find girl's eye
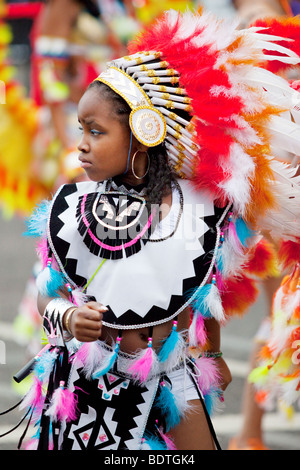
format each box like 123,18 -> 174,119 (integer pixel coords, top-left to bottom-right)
90,129 -> 102,136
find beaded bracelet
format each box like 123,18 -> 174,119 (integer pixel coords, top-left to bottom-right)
198,351 -> 223,359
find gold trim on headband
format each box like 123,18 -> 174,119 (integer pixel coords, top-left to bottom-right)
95,67 -> 166,147
95,66 -> 152,109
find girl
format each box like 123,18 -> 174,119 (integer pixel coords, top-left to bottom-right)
4,9 -> 300,451
35,75 -> 231,450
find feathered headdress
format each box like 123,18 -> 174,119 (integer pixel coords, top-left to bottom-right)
95,9 -> 300,241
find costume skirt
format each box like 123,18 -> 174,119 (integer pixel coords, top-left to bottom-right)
23,341 -> 220,450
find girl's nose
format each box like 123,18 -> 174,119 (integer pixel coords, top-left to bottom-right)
77,135 -> 89,153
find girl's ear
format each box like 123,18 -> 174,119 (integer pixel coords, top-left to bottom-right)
135,142 -> 149,153
130,134 -> 149,156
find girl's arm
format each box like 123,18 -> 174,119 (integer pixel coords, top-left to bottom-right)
37,291 -> 106,343
204,318 -> 232,391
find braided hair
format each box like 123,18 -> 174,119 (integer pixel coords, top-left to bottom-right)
87,80 -> 176,207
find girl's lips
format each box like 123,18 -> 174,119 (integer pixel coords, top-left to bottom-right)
79,157 -> 92,168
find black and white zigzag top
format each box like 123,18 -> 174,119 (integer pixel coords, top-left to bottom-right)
47,179 -> 229,330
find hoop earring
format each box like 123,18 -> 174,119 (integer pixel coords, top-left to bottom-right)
131,150 -> 150,180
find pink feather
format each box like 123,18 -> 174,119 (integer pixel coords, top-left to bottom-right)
36,237 -> 49,269
20,376 -> 43,411
24,439 -> 39,450
76,342 -> 105,379
128,346 -> 159,383
160,432 -> 177,450
71,288 -> 90,306
45,382 -> 77,422
195,356 -> 222,394
189,314 -> 207,348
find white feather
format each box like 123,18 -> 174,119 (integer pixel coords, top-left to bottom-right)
242,66 -> 296,98
266,115 -> 300,157
245,29 -> 294,44
218,143 -> 255,214
76,341 -> 107,380
217,238 -> 250,279
256,158 -> 300,240
203,283 -> 226,323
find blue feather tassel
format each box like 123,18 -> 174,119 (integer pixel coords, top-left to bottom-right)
155,381 -> 181,432
158,328 -> 179,362
235,217 -> 255,247
142,433 -> 168,450
92,337 -> 121,379
34,349 -> 58,382
190,284 -> 214,319
203,387 -> 221,416
158,320 -> 185,369
36,260 -> 65,298
23,200 -> 51,238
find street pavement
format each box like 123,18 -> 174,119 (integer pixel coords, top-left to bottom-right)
0,215 -> 299,451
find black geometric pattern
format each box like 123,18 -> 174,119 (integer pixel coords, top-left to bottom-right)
48,183 -> 229,328
61,367 -> 158,450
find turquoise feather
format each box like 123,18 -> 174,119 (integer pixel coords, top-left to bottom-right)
23,200 -> 51,238
155,381 -> 181,432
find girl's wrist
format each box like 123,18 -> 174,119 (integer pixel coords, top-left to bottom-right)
197,351 -> 223,359
63,306 -> 77,336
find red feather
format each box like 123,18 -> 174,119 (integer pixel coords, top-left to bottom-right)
244,238 -> 279,279
251,17 -> 300,73
278,238 -> 300,270
220,274 -> 259,317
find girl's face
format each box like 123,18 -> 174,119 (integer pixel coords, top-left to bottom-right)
77,87 -> 133,182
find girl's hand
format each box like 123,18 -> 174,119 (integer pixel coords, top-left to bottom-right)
64,301 -> 107,342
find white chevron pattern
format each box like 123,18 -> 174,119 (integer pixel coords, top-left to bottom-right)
99,68 -> 148,107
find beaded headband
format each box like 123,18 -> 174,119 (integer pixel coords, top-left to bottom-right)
95,51 -> 196,178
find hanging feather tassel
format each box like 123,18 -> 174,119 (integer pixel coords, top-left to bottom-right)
76,341 -> 106,380
203,387 -> 222,416
34,347 -> 59,383
48,420 -> 54,450
226,213 -> 256,258
45,381 -> 78,423
71,288 -> 91,307
25,438 -> 39,450
36,258 -> 65,298
92,336 -> 121,379
234,217 -> 255,248
190,277 -> 225,323
141,433 -> 168,450
36,236 -> 49,269
188,312 -> 207,348
158,320 -> 186,371
194,356 -> 222,395
160,431 -> 177,450
128,336 -> 159,384
227,213 -> 244,255
23,199 -> 51,238
200,276 -> 226,323
19,376 -> 44,413
154,380 -> 182,432
216,237 -> 250,279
